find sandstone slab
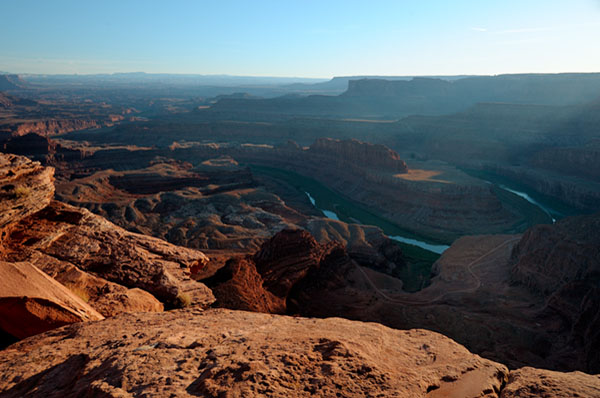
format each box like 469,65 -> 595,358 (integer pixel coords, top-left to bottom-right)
0,261 -> 103,339
0,308 -> 508,398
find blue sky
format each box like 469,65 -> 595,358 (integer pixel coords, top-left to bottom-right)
1,0 -> 599,77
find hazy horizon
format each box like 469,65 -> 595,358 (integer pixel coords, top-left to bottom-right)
2,0 -> 600,77
5,71 -> 600,80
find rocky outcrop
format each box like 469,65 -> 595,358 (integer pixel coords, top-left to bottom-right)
510,214 -> 600,295
309,137 -> 408,173
204,229 -> 349,314
1,133 -> 84,163
0,308 -> 512,398
253,229 -> 343,298
27,250 -> 164,317
204,257 -> 286,313
303,218 -> 409,281
3,201 -> 214,308
0,152 -> 213,342
0,261 -> 103,339
500,367 -> 600,398
0,153 -> 54,233
11,119 -> 102,137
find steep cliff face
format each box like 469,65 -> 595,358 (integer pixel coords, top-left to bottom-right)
343,77 -> 451,98
531,145 -> 600,181
309,137 -> 408,173
11,119 -> 103,137
510,213 -> 600,372
343,75 -> 600,106
1,133 -> 83,163
510,214 -> 600,294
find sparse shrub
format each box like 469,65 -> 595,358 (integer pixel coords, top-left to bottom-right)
13,185 -> 31,198
65,283 -> 90,303
176,292 -> 192,308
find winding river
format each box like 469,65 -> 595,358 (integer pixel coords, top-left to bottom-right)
497,185 -> 557,223
305,192 -> 449,254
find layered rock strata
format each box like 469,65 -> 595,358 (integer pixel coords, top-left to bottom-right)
0,153 -> 214,342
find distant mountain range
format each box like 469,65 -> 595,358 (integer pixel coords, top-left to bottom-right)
206,73 -> 600,119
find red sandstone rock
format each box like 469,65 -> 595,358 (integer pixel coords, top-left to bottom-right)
0,308 -> 511,398
0,153 -> 54,232
309,137 -> 408,173
206,257 -> 285,313
510,213 -> 600,373
0,261 -> 103,339
205,229 -> 349,313
4,201 -> 214,308
26,250 -> 164,317
0,152 -> 213,321
253,229 -> 342,298
500,367 -> 600,398
11,119 -> 103,137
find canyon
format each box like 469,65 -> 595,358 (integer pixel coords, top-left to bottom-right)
1,72 -> 599,396
1,151 -> 598,396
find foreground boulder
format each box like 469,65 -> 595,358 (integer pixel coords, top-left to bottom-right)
0,308 -> 509,397
0,261 -> 103,339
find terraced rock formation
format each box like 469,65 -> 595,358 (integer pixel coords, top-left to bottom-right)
0,153 -> 214,345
